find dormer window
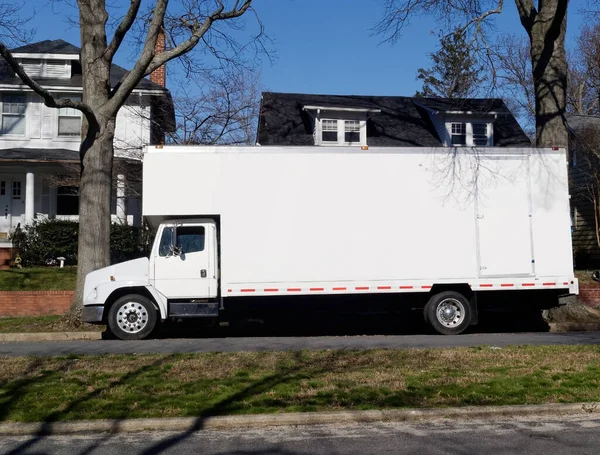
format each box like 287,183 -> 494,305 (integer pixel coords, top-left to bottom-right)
303,105 -> 380,147
318,118 -> 365,146
18,59 -> 69,79
447,121 -> 493,146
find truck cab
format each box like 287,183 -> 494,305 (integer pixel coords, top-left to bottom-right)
82,219 -> 219,339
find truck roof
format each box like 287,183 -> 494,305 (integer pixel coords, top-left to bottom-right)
144,145 -> 560,155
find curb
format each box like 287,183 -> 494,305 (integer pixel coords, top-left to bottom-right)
1,322 -> 600,343
0,403 -> 598,436
0,332 -> 102,342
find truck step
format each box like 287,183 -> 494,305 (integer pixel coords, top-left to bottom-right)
168,302 -> 219,318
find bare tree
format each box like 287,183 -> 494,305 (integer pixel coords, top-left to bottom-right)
0,0 -> 264,325
374,0 -> 571,148
494,35 -> 535,135
169,68 -> 260,145
571,21 -> 600,115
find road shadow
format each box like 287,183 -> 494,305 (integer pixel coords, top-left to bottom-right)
148,304 -> 551,340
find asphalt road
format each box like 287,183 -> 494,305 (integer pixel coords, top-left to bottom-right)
2,414 -> 600,454
1,331 -> 599,357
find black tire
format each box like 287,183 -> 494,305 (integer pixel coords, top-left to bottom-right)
425,291 -> 472,335
107,294 -> 158,340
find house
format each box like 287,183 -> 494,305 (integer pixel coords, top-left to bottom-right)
0,39 -> 174,244
567,114 -> 600,268
257,92 -> 531,147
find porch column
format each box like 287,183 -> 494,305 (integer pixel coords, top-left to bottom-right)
25,169 -> 35,224
116,174 -> 126,224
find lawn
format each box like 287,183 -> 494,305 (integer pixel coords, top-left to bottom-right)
0,267 -> 76,291
1,345 -> 600,422
0,315 -> 104,333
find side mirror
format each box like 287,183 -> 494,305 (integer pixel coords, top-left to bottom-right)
171,245 -> 182,256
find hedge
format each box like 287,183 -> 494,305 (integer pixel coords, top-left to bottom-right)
11,219 -> 149,267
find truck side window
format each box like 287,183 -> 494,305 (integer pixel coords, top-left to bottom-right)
176,226 -> 205,254
158,227 -> 173,257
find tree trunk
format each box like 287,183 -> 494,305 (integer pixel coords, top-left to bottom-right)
526,0 -> 569,148
63,0 -> 113,326
65,118 -> 116,326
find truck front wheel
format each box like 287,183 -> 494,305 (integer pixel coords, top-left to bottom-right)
108,294 -> 157,340
425,291 -> 472,335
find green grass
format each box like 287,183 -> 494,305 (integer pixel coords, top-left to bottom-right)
1,345 -> 600,422
0,315 -> 104,333
0,267 -> 76,291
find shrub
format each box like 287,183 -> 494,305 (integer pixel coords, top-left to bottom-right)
11,219 -> 148,267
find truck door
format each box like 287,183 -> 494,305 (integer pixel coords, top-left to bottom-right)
153,224 -> 215,299
476,156 -> 534,277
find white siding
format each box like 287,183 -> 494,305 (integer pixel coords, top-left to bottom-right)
41,103 -> 54,139
28,94 -> 42,139
0,91 -> 153,160
114,104 -> 151,159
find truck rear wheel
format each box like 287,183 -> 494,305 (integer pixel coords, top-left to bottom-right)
108,294 -> 157,340
425,291 -> 472,335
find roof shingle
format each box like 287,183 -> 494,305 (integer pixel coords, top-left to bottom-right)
258,92 -> 531,147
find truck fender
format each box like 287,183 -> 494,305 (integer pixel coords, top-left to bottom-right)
96,281 -> 168,320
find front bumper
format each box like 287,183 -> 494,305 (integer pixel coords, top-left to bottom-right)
82,305 -> 104,323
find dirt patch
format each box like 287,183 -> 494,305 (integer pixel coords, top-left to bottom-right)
545,298 -> 600,323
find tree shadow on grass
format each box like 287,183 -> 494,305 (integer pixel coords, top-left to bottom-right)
1,349 -> 413,455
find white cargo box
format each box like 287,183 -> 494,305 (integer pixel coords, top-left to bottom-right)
143,146 -> 577,296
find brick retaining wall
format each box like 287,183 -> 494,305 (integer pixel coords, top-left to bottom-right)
0,287 -> 599,318
0,291 -> 74,317
578,287 -> 600,308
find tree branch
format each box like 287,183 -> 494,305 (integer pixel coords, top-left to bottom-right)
457,0 -> 504,37
104,0 -> 142,62
514,0 -> 537,36
0,41 -> 96,121
105,0 -> 170,114
145,0 -> 253,75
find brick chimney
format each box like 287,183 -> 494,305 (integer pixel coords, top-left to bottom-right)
149,27 -> 166,87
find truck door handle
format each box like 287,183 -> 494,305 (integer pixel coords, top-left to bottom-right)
201,269 -> 207,278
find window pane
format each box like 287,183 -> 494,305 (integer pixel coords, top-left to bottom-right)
56,194 -> 79,215
158,227 -> 173,257
451,134 -> 466,145
59,117 -> 81,136
58,95 -> 82,117
345,120 -> 360,132
451,123 -> 465,134
473,123 -> 487,135
12,181 -> 21,199
177,226 -> 205,254
322,131 -> 337,142
345,132 -> 360,143
473,137 -> 488,146
2,115 -> 25,135
322,119 -> 337,131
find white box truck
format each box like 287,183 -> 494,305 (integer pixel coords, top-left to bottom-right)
83,145 -> 578,339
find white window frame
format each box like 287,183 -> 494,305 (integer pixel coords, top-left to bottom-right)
0,93 -> 27,137
57,94 -> 82,138
445,120 -> 493,147
316,116 -> 367,146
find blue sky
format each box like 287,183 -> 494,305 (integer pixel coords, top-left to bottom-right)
19,0 -> 586,97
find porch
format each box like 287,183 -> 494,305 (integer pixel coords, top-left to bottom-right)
0,148 -> 141,242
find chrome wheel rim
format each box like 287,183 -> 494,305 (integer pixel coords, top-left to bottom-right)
436,298 -> 465,328
115,301 -> 148,334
